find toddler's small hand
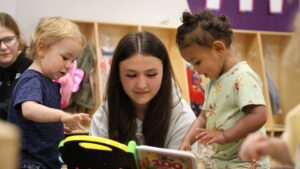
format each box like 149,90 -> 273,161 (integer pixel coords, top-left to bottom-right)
64,126 -> 72,134
196,128 -> 226,145
61,112 -> 90,131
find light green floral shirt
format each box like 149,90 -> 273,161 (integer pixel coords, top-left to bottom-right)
203,61 -> 269,169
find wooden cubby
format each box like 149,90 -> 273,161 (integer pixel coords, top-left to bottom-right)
72,20 -> 191,109
232,30 -> 293,133
232,30 -> 273,130
71,19 -> 293,133
140,25 -> 189,102
260,32 -> 293,136
260,32 -> 292,126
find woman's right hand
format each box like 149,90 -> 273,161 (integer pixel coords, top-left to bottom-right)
179,140 -> 192,151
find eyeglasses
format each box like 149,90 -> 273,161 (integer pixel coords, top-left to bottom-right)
0,36 -> 18,48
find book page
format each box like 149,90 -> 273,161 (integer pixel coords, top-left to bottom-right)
137,145 -> 197,169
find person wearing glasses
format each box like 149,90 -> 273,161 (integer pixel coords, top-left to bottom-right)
0,13 -> 32,120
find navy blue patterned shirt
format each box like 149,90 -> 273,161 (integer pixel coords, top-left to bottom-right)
8,69 -> 64,169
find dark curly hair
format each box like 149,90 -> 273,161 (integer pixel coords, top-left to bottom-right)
176,10 -> 233,49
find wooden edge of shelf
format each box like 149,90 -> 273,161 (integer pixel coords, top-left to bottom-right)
266,124 -> 285,133
233,29 -> 293,36
69,19 -> 294,36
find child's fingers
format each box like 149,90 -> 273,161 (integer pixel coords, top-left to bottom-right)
64,126 -> 72,133
74,122 -> 85,131
198,134 -> 213,144
206,137 -> 219,144
74,115 -> 83,121
74,114 -> 90,122
198,138 -> 210,144
195,130 -> 209,139
74,114 -> 91,122
82,115 -> 91,121
206,140 -> 214,145
199,133 -> 212,141
199,137 -> 212,144
77,113 -> 90,120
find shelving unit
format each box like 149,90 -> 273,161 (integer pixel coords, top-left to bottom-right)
231,30 -> 273,129
140,25 -> 189,102
232,30 -> 293,133
260,32 -> 292,126
71,19 -> 293,133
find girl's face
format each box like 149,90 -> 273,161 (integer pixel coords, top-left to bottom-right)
0,26 -> 19,68
119,53 -> 163,108
180,43 -> 225,80
38,38 -> 83,80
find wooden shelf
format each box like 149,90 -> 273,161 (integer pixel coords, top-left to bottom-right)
266,124 -> 285,137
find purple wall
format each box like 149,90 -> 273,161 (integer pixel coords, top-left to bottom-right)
187,0 -> 299,32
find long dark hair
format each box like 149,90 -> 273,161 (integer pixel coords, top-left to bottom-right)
176,10 -> 233,49
106,31 -> 175,147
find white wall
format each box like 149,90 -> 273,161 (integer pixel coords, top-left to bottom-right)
1,0 -> 190,43
0,0 -> 17,17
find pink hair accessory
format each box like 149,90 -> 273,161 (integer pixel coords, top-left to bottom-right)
54,61 -> 84,108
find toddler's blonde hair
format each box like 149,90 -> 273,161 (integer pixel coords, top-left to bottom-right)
27,17 -> 85,59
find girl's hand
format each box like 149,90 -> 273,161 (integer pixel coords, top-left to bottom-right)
196,128 -> 226,145
61,112 -> 90,131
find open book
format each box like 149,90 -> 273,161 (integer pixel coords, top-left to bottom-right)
58,135 -> 198,169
